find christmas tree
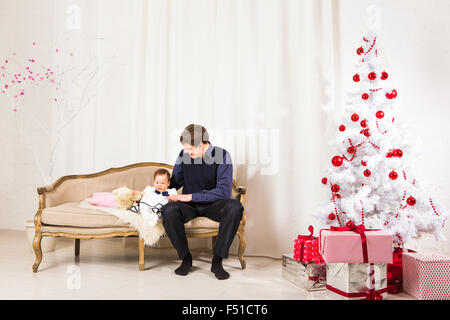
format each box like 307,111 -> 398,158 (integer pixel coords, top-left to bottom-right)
315,30 -> 448,245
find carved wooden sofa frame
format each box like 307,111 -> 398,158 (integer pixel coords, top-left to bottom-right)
32,162 -> 246,272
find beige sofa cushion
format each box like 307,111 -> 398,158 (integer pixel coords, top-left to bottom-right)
42,225 -> 137,235
41,201 -> 220,231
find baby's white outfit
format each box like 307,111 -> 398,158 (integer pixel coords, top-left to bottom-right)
139,186 -> 177,225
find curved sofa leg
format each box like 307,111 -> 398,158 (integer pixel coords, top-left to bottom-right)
32,232 -> 43,273
138,237 -> 145,271
237,230 -> 246,269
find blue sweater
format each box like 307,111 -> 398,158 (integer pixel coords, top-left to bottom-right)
170,144 -> 233,203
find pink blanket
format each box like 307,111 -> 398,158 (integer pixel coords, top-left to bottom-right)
88,192 -> 119,208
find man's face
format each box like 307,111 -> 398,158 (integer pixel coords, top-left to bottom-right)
154,174 -> 170,192
183,143 -> 206,159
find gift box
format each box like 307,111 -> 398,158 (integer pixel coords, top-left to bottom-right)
282,253 -> 326,291
402,252 -> 450,300
326,263 -> 388,300
387,247 -> 416,294
293,225 -> 324,263
319,227 -> 393,263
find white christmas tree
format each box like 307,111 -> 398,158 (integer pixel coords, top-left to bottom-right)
315,28 -> 448,245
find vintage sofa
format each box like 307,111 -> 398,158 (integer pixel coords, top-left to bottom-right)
32,162 -> 246,272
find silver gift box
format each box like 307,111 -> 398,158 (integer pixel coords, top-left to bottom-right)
326,263 -> 388,300
282,253 -> 326,291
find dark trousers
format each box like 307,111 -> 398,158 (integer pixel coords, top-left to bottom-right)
161,199 -> 244,259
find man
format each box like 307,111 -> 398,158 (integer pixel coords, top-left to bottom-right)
162,124 -> 244,280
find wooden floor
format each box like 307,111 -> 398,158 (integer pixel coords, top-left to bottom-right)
0,229 -> 413,300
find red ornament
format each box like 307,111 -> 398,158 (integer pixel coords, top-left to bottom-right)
322,177 -> 328,185
363,129 -> 371,137
392,89 -> 397,98
386,152 -> 393,158
361,160 -> 367,166
332,155 -> 344,167
394,149 -> 403,158
334,194 -> 341,199
351,113 -> 359,122
339,125 -> 346,132
368,72 -> 377,80
353,74 -> 360,82
357,47 -> 364,55
360,119 -> 368,128
376,110 -> 385,119
362,93 -> 369,100
329,213 -> 336,220
364,169 -> 371,177
389,171 -> 398,180
386,93 -> 393,99
331,184 -> 340,193
347,146 -> 356,154
381,71 -> 389,80
407,196 -> 416,206
346,220 -> 355,228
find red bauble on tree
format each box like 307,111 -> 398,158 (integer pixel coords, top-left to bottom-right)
339,125 -> 346,132
357,47 -> 364,55
389,171 -> 398,180
368,72 -> 377,80
376,110 -> 384,119
353,74 -> 360,82
362,93 -> 369,100
351,113 -> 359,122
347,146 -> 356,154
364,169 -> 371,177
363,129 -> 371,137
361,160 -> 367,166
322,177 -> 328,184
381,71 -> 388,80
394,149 -> 403,158
331,184 -> 340,193
346,220 -> 355,228
332,155 -> 344,167
360,119 -> 368,128
328,213 -> 336,220
407,196 -> 416,206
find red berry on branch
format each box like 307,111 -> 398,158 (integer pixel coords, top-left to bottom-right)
360,119 -> 368,128
331,184 -> 340,193
364,169 -> 371,177
353,74 -> 360,82
381,71 -> 389,80
332,155 -> 344,167
322,177 -> 328,184
339,125 -> 346,132
351,113 -> 359,122
407,196 -> 416,206
376,110 -> 384,119
329,213 -> 336,220
389,171 -> 398,180
368,72 -> 377,80
363,129 -> 371,137
347,146 -> 356,154
362,93 -> 369,100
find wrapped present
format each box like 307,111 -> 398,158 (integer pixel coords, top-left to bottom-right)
319,225 -> 393,263
282,253 -> 326,291
387,247 -> 416,294
402,252 -> 450,300
326,263 -> 388,300
293,225 -> 324,263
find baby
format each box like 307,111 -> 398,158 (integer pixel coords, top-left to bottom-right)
138,168 -> 177,225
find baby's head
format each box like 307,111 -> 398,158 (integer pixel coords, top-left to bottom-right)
153,168 -> 171,192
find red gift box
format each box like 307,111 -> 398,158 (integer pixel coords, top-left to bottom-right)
387,247 -> 416,294
293,225 -> 324,263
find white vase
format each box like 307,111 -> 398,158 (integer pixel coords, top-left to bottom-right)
25,220 -> 57,253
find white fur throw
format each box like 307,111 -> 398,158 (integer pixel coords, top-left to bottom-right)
79,199 -> 165,246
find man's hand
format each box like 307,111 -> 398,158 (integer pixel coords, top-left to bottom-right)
166,194 -> 192,202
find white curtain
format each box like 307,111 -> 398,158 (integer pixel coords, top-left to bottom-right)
48,0 -> 337,257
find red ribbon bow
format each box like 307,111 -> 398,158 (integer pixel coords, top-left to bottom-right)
330,224 -> 369,263
366,288 -> 383,300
